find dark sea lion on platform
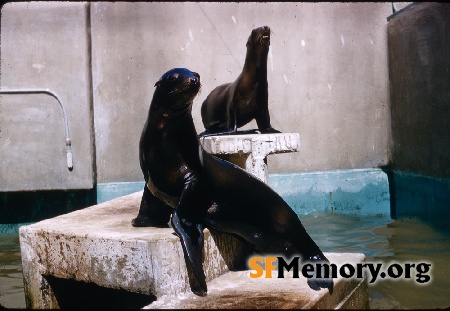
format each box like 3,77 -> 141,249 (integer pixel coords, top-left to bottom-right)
199,26 -> 281,136
132,68 -> 332,297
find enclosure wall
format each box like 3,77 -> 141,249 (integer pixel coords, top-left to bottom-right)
387,3 -> 450,179
386,2 -> 450,231
1,2 -> 392,190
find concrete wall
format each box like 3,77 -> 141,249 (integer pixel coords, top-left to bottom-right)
91,2 -> 392,184
387,2 -> 450,179
1,2 -> 393,190
0,2 -> 94,191
386,3 -> 450,232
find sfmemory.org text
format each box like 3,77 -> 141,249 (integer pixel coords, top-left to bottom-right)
248,256 -> 432,284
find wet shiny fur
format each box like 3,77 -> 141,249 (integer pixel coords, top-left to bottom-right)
132,68 -> 332,296
200,26 -> 280,136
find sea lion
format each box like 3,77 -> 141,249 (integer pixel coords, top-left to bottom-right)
199,26 -> 281,136
132,68 -> 332,297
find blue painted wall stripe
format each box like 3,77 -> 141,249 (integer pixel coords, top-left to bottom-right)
4,169 -> 449,234
95,169 -> 391,217
269,169 -> 391,217
96,182 -> 145,204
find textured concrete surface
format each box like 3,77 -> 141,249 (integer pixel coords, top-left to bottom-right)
19,191 -> 230,308
145,253 -> 368,309
19,190 -> 368,309
388,2 -> 450,179
0,2 -> 94,191
201,133 -> 300,183
2,3 -> 392,191
91,2 -> 391,182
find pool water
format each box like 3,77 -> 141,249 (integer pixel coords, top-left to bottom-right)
0,233 -> 25,309
302,213 -> 450,310
1,214 -> 450,309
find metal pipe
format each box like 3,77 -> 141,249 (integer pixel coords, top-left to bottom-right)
0,88 -> 73,171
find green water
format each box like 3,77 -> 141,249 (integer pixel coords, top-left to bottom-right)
303,213 -> 450,309
0,233 -> 25,309
1,214 -> 450,309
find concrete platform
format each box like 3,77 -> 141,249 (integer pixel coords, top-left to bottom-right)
19,191 -> 226,308
145,253 -> 368,309
200,133 -> 300,183
19,190 -> 368,309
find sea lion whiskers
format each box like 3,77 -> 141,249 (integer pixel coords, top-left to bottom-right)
258,33 -> 270,41
256,26 -> 271,45
167,81 -> 201,99
167,83 -> 192,95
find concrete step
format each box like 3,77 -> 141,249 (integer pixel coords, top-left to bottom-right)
19,190 -> 368,309
146,253 -> 368,309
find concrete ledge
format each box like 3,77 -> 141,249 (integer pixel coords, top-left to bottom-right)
19,191 -> 230,308
200,133 -> 300,183
145,253 -> 368,309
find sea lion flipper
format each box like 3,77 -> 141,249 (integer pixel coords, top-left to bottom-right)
171,211 -> 207,296
308,277 -> 334,294
171,172 -> 208,296
306,255 -> 334,294
132,185 -> 172,228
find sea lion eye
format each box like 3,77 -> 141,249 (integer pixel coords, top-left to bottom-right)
168,73 -> 179,82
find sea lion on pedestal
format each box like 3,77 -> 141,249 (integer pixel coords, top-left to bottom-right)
200,26 -> 280,136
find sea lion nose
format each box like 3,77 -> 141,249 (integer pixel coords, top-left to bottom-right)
190,76 -> 199,84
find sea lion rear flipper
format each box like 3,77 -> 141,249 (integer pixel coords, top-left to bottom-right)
171,211 -> 207,296
306,255 -> 334,294
171,172 -> 208,296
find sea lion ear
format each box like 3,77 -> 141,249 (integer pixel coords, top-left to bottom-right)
154,79 -> 162,87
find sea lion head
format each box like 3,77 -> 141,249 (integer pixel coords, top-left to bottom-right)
153,68 -> 201,114
246,25 -> 271,48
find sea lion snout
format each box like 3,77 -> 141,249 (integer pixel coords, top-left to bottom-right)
190,75 -> 200,85
188,73 -> 201,90
256,26 -> 271,46
156,68 -> 200,90
152,68 -> 201,115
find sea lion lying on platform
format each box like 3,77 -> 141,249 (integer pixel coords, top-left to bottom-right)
200,26 -> 281,136
132,68 -> 332,296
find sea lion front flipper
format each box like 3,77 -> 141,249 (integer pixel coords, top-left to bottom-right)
260,127 -> 281,134
171,172 -> 208,296
132,185 -> 173,228
255,104 -> 281,134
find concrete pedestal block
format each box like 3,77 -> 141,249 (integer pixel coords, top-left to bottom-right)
19,191 -> 232,308
200,133 -> 300,183
19,190 -> 368,309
